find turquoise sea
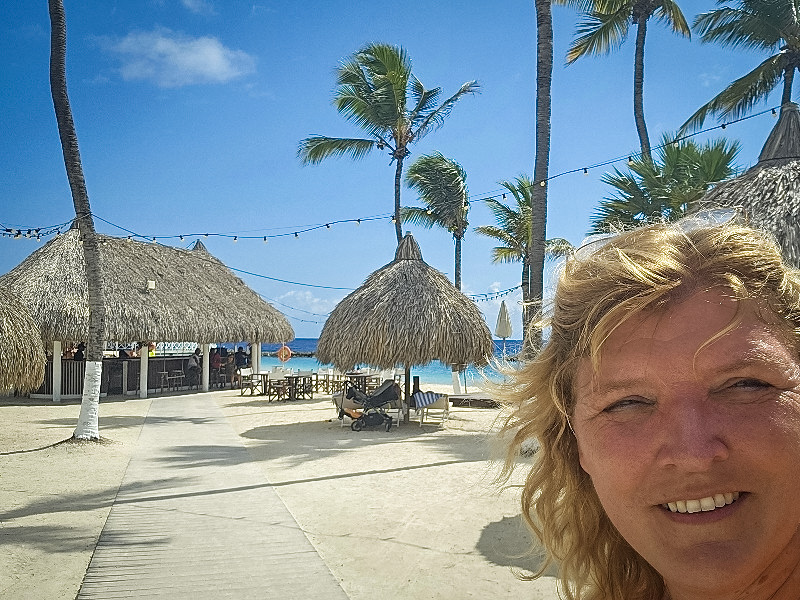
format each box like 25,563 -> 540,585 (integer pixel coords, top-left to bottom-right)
254,338 -> 523,389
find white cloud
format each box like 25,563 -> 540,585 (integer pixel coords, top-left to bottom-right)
278,290 -> 340,318
181,0 -> 215,15
698,72 -> 723,88
103,27 -> 255,87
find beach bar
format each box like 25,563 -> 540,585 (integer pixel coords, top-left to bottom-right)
0,227 -> 293,401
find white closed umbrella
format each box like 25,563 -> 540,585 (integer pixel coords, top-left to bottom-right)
494,300 -> 513,357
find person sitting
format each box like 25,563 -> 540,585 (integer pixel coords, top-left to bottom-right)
499,210 -> 800,599
186,348 -> 202,387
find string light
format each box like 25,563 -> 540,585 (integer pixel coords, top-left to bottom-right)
4,104 -> 779,248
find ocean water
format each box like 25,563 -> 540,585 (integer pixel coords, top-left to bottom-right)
255,338 -> 523,388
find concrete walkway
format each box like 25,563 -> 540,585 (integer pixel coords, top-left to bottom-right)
77,394 -> 348,599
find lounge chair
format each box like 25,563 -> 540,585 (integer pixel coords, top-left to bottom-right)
412,391 -> 449,427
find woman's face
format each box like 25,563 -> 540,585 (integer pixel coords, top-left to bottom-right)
572,289 -> 800,599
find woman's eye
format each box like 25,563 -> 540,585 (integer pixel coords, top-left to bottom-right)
603,397 -> 651,413
730,378 -> 770,390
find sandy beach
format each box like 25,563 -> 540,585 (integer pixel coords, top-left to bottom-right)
0,385 -> 560,600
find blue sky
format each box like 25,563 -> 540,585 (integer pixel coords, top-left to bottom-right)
1,1 -> 787,339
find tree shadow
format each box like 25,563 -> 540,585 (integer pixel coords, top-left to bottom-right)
476,514 -> 559,578
236,418 -> 494,471
0,476 -> 196,522
0,523 -> 167,554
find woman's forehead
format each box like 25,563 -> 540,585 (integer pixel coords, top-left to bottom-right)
580,289 -> 797,384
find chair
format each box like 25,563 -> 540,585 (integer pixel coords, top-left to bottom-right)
238,367 -> 263,396
412,391 -> 449,427
266,376 -> 288,401
296,371 -> 315,399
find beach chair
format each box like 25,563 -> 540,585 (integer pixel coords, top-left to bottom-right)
412,391 -> 449,427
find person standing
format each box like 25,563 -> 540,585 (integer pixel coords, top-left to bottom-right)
187,348 -> 202,387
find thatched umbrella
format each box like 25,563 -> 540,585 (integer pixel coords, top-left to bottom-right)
701,102 -> 800,265
0,228 -> 293,343
317,233 -> 493,417
0,287 -> 46,393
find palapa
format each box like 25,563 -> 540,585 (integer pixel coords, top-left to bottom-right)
0,229 -> 293,344
317,233 -> 493,372
0,287 -> 46,392
700,102 -> 800,266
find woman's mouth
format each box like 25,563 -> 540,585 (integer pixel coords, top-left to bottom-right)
663,492 -> 740,514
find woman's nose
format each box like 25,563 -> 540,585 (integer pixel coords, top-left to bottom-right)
655,400 -> 729,470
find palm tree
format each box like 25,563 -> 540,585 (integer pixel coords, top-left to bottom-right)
49,0 -> 106,440
590,134 -> 740,232
401,153 -> 469,290
298,43 -> 479,244
558,0 -> 690,161
474,177 -> 571,346
680,0 -> 800,133
529,0 -> 555,352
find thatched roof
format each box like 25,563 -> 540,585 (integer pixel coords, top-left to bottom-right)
701,102 -> 800,265
317,233 -> 493,371
0,229 -> 293,344
0,287 -> 46,392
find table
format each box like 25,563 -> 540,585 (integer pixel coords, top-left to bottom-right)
344,372 -> 371,393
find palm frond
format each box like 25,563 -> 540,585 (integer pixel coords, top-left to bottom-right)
404,153 -> 468,235
566,6 -> 631,63
414,80 -> 480,140
489,246 -> 524,264
399,206 -> 442,229
590,133 -> 739,232
680,53 -> 787,132
655,0 -> 691,37
298,136 -> 376,164
545,237 -> 575,257
408,79 -> 443,124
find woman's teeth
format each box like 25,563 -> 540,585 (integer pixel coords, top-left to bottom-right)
664,492 -> 740,514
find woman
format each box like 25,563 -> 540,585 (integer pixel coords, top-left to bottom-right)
500,212 -> 800,599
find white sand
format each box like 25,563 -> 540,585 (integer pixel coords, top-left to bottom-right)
0,389 -> 560,600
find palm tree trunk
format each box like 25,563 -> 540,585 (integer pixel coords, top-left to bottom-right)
49,0 -> 105,440
782,66 -> 795,107
526,0 -> 553,354
393,156 -> 404,244
633,16 -> 652,162
454,236 -> 462,291
521,255 -> 533,342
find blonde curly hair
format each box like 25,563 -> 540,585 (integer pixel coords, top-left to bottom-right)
500,217 -> 800,600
